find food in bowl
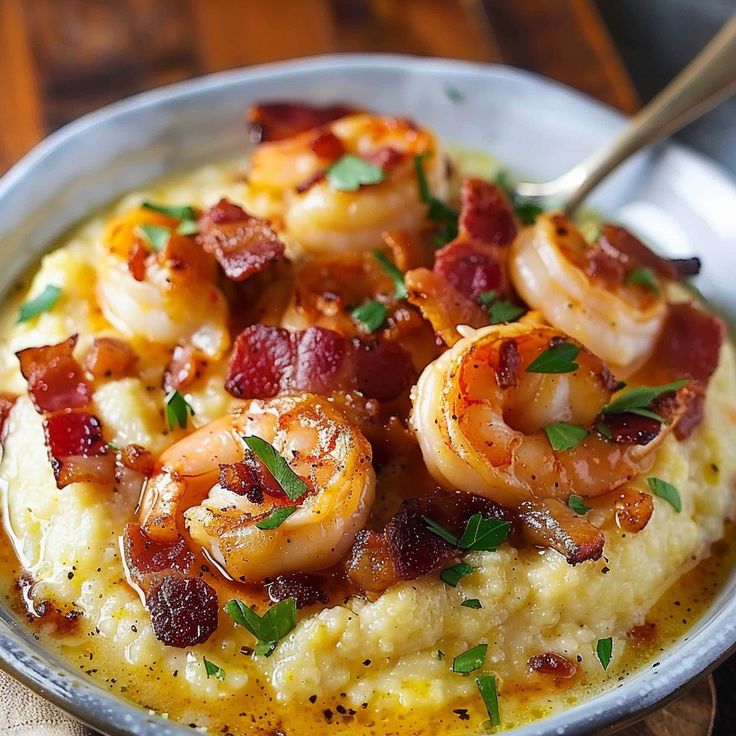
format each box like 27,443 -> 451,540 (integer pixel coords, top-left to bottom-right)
0,102 -> 733,734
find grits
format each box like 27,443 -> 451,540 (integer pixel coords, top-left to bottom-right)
0,142 -> 734,736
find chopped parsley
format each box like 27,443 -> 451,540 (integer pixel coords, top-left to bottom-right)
351,300 -> 388,332
479,290 -> 525,324
445,86 -> 464,104
137,223 -> 171,252
256,506 -> 298,530
165,390 -> 195,430
626,267 -> 660,294
203,657 -> 225,681
452,644 -> 487,674
544,422 -> 589,451
176,218 -> 200,236
596,637 -> 613,670
142,200 -> 196,220
647,477 -> 681,512
596,420 -> 613,441
17,284 -> 62,323
526,341 -> 580,374
461,599 -> 482,610
422,513 -> 512,552
243,435 -> 308,502
439,563 -> 475,588
568,494 -> 591,515
224,597 -> 297,657
414,154 -> 459,245
476,673 -> 501,727
373,250 -> 407,299
326,155 -> 385,192
602,380 -> 687,422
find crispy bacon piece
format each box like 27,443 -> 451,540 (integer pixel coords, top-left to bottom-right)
248,101 -> 359,143
219,449 -> 285,503
197,198 -> 286,281
146,574 -> 218,648
612,488 -> 654,533
163,345 -> 206,393
496,339 -> 520,389
459,178 -> 517,246
365,146 -> 404,172
309,130 -> 345,160
674,384 -> 706,441
16,336 -> 91,412
435,240 -> 508,302
127,242 -> 148,281
603,413 -> 661,446
122,522 -> 193,587
119,444 -> 155,477
528,652 -> 577,679
517,498 -> 605,565
599,225 -> 680,281
85,337 -> 136,379
268,573 -> 328,609
225,324 -> 413,402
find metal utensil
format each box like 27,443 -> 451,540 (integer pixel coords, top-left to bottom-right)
516,15 -> 736,214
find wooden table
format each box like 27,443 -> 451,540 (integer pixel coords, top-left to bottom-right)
0,1 -> 727,735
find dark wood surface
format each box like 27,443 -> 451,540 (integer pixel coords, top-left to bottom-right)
0,2 -> 727,734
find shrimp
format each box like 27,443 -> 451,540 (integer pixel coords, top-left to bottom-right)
96,207 -> 230,357
510,213 -> 667,377
246,114 -> 448,253
411,322 -> 679,509
138,395 -> 375,582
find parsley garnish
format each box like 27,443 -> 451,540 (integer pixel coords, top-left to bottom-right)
568,494 -> 591,515
596,420 -> 613,440
626,267 -> 660,295
326,155 -> 385,192
439,563 -> 475,588
17,284 -> 62,323
177,218 -> 199,236
544,422 -> 589,451
478,290 -> 525,324
165,390 -> 194,430
461,599 -> 482,609
243,435 -> 308,502
647,477 -> 681,512
602,380 -> 687,421
445,86 -> 463,103
137,223 -> 171,252
476,673 -> 501,727
224,597 -> 297,657
422,513 -> 511,552
526,342 -> 580,374
414,154 -> 459,245
256,506 -> 298,530
351,300 -> 388,332
373,250 -> 407,300
142,200 -> 196,220
203,657 -> 225,681
452,644 -> 487,674
596,637 -> 613,670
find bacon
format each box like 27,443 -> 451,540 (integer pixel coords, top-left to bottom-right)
528,652 -> 577,678
119,444 -> 155,477
219,449 -> 285,503
365,146 -> 404,172
127,242 -> 148,281
309,130 -> 345,160
163,345 -> 206,393
496,339 -> 520,389
122,522 -> 193,587
247,101 -> 360,143
458,179 -> 517,246
84,337 -> 136,379
268,573 -> 328,609
603,412 -> 661,446
611,488 -> 654,533
16,336 -> 91,412
435,240 -> 508,302
674,384 -> 706,440
197,198 -> 286,281
225,324 -> 413,401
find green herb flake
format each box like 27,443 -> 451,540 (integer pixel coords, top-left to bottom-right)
326,155 -> 385,192
142,200 -> 196,220
17,284 -> 62,323
423,513 -> 511,553
568,494 -> 591,515
414,154 -> 459,245
461,598 -> 482,610
626,267 -> 660,295
596,637 -> 613,670
177,218 -> 200,236
452,643 -> 487,674
445,86 -> 464,104
373,250 -> 407,300
439,563 -> 475,588
224,597 -> 297,657
488,299 -> 525,325
421,515 -> 459,546
256,506 -> 298,530
165,390 -> 195,431
476,673 -> 501,727
243,435 -> 308,502
602,380 -> 687,417
351,300 -> 388,332
544,422 -> 589,452
203,657 -> 226,681
596,421 -> 613,441
526,341 -> 580,374
137,223 -> 171,252
647,477 -> 682,513
479,290 -> 497,305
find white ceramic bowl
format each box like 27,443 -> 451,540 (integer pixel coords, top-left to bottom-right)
0,55 -> 735,736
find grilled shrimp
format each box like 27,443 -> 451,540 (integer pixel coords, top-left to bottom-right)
411,323 -> 679,509
510,214 -> 666,377
138,395 -> 375,582
96,207 -> 230,357
246,114 -> 447,253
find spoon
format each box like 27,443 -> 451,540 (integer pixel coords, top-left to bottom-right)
516,14 -> 736,214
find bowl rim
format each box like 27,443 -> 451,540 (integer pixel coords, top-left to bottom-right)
1,52 -> 735,736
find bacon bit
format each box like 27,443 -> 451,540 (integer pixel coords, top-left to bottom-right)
345,530 -> 399,593
459,179 -> 517,245
120,444 -> 155,476
16,576 -> 83,634
518,498 -> 605,565
528,652 -> 577,678
197,198 -> 286,282
585,245 -> 627,284
295,327 -> 351,394
16,336 -> 92,413
53,454 -> 116,488
353,339 -> 414,402
309,130 -> 345,160
674,384 -> 706,440
84,337 -> 136,379
383,230 -> 432,271
628,621 -> 657,644
604,412 -> 661,446
612,488 -> 654,533
163,344 -> 206,393
146,574 -> 218,648
127,242 -> 148,281
268,573 -> 328,608
122,522 -> 193,587
435,240 -> 508,301
0,393 -> 17,441
247,101 -> 359,143
219,449 -> 285,503
598,225 -> 679,280
45,411 -> 106,458
365,146 -> 404,172
496,339 -> 520,389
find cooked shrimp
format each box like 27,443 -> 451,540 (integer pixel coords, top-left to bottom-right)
246,114 -> 448,253
510,213 -> 666,377
411,323 -> 679,509
138,394 -> 375,582
96,207 -> 230,357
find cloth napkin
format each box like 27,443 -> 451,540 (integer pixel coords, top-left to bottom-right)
0,669 -> 88,736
